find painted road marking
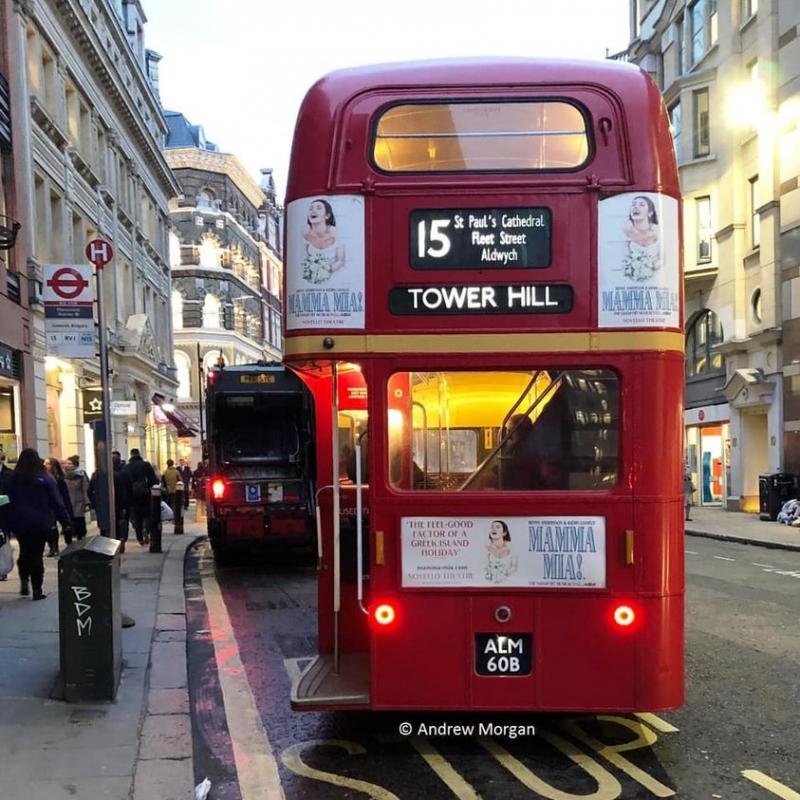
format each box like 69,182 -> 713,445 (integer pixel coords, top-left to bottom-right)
742,770 -> 800,799
753,563 -> 774,568
281,740 -> 400,799
634,713 -> 680,733
685,550 -> 698,555
562,717 -> 675,797
713,555 -> 736,562
480,732 -> 622,799
411,737 -> 483,799
201,561 -> 285,800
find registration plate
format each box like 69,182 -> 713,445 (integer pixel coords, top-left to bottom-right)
475,633 -> 532,676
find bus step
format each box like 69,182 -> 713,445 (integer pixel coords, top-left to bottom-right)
291,652 -> 370,708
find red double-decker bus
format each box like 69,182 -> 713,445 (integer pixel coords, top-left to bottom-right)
284,58 -> 684,712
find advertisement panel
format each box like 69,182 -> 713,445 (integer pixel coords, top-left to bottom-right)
285,195 -> 365,330
402,516 -> 606,588
43,263 -> 95,357
597,192 -> 679,329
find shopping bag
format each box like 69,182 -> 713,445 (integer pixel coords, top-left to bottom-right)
160,500 -> 174,522
0,539 -> 13,578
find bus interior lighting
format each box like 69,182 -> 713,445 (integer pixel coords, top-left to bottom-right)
373,603 -> 396,626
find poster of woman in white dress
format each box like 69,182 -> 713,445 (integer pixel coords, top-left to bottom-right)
597,192 -> 679,329
286,194 -> 365,330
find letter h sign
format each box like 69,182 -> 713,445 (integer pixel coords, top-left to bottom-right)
85,238 -> 114,269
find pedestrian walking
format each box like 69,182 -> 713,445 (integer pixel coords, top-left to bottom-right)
64,455 -> 90,541
44,457 -> 74,556
178,460 -> 192,509
1,448 -> 71,600
162,459 -> 180,517
684,463 -> 694,522
112,452 -> 133,553
124,448 -> 158,545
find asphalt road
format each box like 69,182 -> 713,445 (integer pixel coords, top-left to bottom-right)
185,536 -> 800,800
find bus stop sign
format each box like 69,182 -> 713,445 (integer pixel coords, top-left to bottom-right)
85,238 -> 114,269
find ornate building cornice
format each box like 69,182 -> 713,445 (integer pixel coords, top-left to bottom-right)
164,148 -> 266,210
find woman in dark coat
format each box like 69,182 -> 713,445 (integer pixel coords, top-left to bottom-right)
45,457 -> 74,556
2,448 -> 71,600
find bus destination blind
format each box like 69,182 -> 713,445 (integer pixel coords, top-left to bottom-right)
389,284 -> 573,315
410,207 -> 551,269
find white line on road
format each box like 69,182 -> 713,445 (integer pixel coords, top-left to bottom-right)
685,550 -> 698,555
201,556 -> 285,800
753,563 -> 774,568
713,556 -> 736,562
742,770 -> 800,799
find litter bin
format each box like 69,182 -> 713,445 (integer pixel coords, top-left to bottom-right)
58,536 -> 122,702
759,473 -> 800,520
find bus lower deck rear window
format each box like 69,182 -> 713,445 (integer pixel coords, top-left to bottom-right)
373,101 -> 590,172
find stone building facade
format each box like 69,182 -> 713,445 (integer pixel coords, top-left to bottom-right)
0,2 -> 30,464
164,112 -> 283,467
5,0 -> 181,471
625,0 -> 800,511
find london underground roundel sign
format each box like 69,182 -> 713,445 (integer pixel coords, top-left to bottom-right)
85,238 -> 114,268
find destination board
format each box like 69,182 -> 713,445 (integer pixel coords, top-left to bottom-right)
389,284 -> 572,315
410,207 -> 551,269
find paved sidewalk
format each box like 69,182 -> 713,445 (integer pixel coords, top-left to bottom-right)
0,521 -> 204,800
686,505 -> 800,551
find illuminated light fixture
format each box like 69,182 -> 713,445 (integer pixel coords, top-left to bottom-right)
211,479 -> 226,501
613,604 -> 636,628
387,408 -> 404,435
373,603 -> 396,626
726,81 -> 767,128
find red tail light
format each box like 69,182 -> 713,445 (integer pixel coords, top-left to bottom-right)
207,368 -> 219,385
373,603 -> 396,626
211,478 -> 226,501
613,604 -> 636,628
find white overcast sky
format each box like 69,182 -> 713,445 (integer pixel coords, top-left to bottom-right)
145,1 -> 631,200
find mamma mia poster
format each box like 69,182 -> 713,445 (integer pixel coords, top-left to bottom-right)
597,192 -> 679,329
286,194 -> 365,330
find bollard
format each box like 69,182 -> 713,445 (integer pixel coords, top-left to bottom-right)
149,484 -> 163,554
174,480 -> 184,535
58,536 -> 122,701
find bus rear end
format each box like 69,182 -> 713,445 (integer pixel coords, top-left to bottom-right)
285,58 -> 684,712
206,364 -> 316,561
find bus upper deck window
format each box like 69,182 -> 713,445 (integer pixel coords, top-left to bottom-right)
373,101 -> 590,172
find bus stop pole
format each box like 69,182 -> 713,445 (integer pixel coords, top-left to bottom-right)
95,263 -> 115,537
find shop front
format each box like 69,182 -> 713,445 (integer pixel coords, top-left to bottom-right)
685,404 -> 730,509
0,343 -> 21,464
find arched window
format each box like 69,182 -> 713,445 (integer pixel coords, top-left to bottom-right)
198,235 -> 220,269
174,350 -> 191,400
171,290 -> 183,330
202,294 -> 221,328
202,349 -> 224,373
686,310 -> 724,378
197,189 -> 215,209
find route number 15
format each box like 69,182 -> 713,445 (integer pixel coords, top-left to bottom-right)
417,219 -> 452,258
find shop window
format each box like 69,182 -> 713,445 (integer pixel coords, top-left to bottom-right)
686,310 -> 724,377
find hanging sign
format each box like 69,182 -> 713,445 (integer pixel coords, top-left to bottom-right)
82,387 -> 104,423
43,263 -> 95,358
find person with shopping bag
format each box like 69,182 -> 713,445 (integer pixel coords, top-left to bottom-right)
2,448 -> 71,600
